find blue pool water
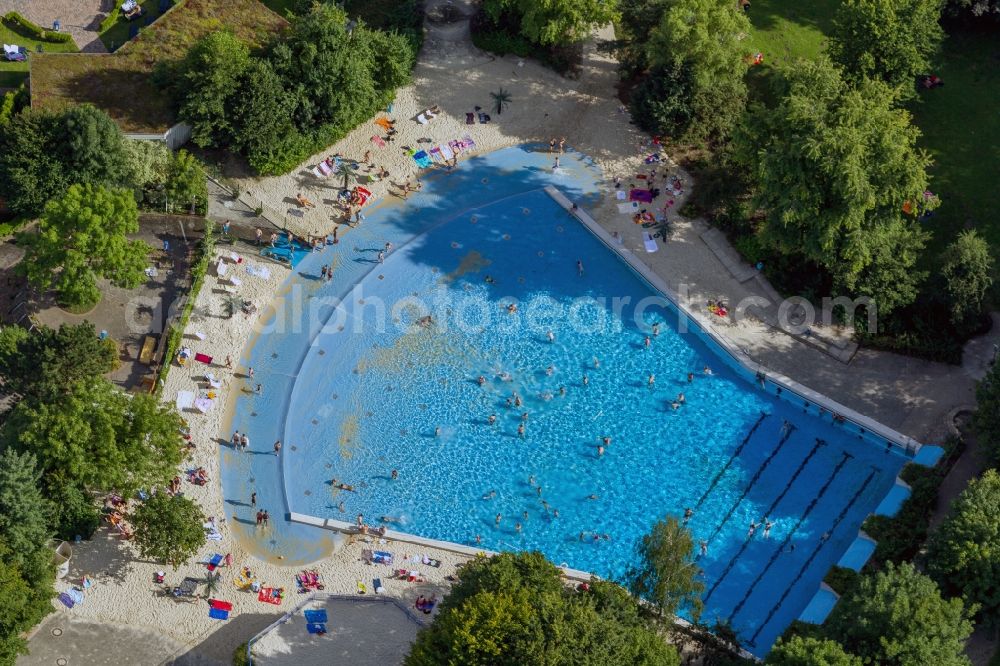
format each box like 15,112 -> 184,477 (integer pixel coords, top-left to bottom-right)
224,145 -> 908,654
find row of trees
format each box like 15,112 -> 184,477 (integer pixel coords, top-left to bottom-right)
0,104 -> 207,220
0,323 -> 202,664
160,5 -> 414,175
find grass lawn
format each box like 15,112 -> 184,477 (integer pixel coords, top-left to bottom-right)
30,0 -> 287,133
0,17 -> 78,88
744,2 -> 1000,262
99,0 -> 167,52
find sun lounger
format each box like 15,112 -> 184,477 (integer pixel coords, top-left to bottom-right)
644,233 -> 659,253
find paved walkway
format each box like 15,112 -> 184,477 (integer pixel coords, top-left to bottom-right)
2,0 -> 109,53
19,615 -> 193,666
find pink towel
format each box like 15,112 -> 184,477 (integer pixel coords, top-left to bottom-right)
371,135 -> 386,148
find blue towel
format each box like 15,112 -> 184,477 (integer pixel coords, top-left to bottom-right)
304,609 -> 328,624
59,592 -> 75,609
306,622 -> 327,634
209,608 -> 230,620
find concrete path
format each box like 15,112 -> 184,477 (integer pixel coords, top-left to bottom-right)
19,615 -> 191,666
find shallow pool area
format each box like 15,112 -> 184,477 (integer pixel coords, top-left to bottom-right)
224,145 -> 912,654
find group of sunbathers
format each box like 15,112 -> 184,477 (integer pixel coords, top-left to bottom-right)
188,467 -> 208,486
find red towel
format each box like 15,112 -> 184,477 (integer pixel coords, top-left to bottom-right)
194,353 -> 213,364
209,599 -> 232,611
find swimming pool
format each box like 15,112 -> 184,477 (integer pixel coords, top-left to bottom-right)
224,146 -> 910,654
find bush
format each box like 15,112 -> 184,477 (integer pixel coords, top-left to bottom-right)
862,435 -> 963,564
470,8 -> 583,75
822,566 -> 860,597
2,12 -> 74,43
131,493 -> 206,567
98,6 -> 121,33
45,479 -> 100,542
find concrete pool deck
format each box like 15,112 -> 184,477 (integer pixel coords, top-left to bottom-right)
29,7 -> 997,665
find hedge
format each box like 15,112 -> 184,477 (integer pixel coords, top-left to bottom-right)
157,218 -> 216,391
3,12 -> 75,43
98,6 -> 122,33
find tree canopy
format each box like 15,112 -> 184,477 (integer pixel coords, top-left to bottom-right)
829,0 -> 946,94
974,362 -> 1000,465
482,0 -> 618,46
406,551 -> 680,665
939,229 -> 994,329
168,5 -> 415,174
927,469 -> 1000,620
18,184 -> 150,308
826,561 -> 975,666
735,58 -> 935,313
131,494 -> 206,568
2,379 -> 184,496
0,105 -> 128,217
0,323 -> 117,402
626,515 -> 704,621
645,0 -> 751,139
0,450 -> 51,571
766,636 -> 862,666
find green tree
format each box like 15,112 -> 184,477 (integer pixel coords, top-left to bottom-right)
0,450 -> 51,568
735,58 -> 935,313
614,0 -> 672,74
131,494 -> 206,568
940,230 -> 994,329
927,469 -> 1000,619
122,139 -> 172,191
2,379 -> 184,496
165,150 -> 208,214
482,0 -> 619,47
974,362 -> 1000,464
629,61 -> 696,138
231,59 -> 298,158
766,636 -> 862,666
826,561 -> 974,666
170,31 -> 251,147
626,515 -> 704,621
645,0 -> 751,139
18,184 -> 150,308
0,323 -> 117,402
829,0 -> 945,95
57,104 -> 129,189
406,551 -> 680,665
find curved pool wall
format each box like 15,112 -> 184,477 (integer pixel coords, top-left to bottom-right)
224,145 -> 918,654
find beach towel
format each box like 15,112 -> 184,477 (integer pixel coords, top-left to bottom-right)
645,153 -> 662,164
616,190 -> 627,200
318,160 -> 333,176
59,592 -> 76,608
413,151 -> 433,169
462,134 -> 478,149
209,599 -> 232,611
194,353 -> 213,365
439,143 -> 454,161
355,186 -> 372,206
617,202 -> 638,214
375,117 -> 393,131
311,166 -> 324,179
416,113 -> 428,124
209,608 -> 230,620
304,609 -> 328,624
478,113 -> 491,124
422,555 -> 441,568
206,554 -> 224,571
629,189 -> 654,203
246,264 -> 271,280
357,580 -> 367,594
306,623 -> 327,634
374,578 -> 385,594
644,233 -> 659,253
175,391 -> 195,410
194,397 -> 214,414
429,146 -> 444,162
216,260 -> 228,277
373,551 -> 394,565
448,140 -> 462,155
371,135 -> 386,148
258,587 -> 282,605
466,112 -> 475,124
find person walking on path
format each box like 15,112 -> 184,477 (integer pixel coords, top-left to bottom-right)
262,510 -> 270,527
251,492 -> 257,508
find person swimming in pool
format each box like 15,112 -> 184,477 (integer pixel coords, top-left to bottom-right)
593,357 -> 600,369
514,394 -> 523,407
703,365 -> 713,375
521,412 -> 529,421
477,375 -> 486,386
499,372 -> 512,382
488,414 -> 497,425
644,336 -> 651,348
485,275 -> 495,284
602,436 -> 611,447
495,513 -> 502,526
652,322 -> 660,337
391,469 -> 399,480
559,386 -> 566,396
683,507 -> 693,523
577,259 -> 584,276
583,375 -> 589,386
483,490 -> 496,500
747,520 -> 758,538
699,540 -> 708,556
677,392 -> 685,404
505,397 -> 513,408
546,365 -> 555,376
597,445 -> 605,457
506,303 -> 518,314
763,519 -> 775,539
517,423 -> 526,438
547,331 -> 555,342
671,400 -> 680,410
648,374 -> 655,387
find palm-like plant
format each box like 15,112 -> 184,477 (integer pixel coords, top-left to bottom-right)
223,294 -> 242,319
203,571 -> 220,598
339,161 -> 360,191
491,87 -> 512,115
